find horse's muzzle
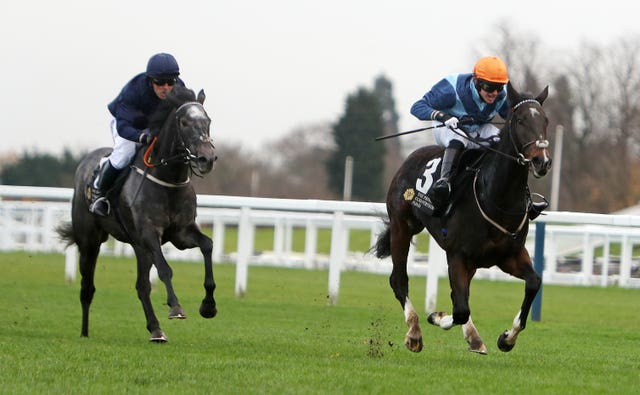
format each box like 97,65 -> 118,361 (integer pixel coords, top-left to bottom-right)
531,155 -> 552,178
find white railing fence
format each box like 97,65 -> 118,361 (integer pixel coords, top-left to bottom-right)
1,185 -> 639,311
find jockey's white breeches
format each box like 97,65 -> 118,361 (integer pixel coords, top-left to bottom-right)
107,118 -> 142,170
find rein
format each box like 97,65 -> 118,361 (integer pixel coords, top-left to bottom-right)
471,170 -> 528,238
453,98 -> 548,167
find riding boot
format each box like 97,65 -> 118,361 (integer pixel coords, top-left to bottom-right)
528,201 -> 549,220
428,143 -> 463,211
88,160 -> 120,216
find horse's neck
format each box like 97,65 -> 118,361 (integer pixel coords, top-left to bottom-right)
480,142 -> 528,208
150,134 -> 190,183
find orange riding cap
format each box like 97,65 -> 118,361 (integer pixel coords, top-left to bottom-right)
473,56 -> 509,84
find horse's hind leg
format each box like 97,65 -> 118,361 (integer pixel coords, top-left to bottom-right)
427,254 -> 487,353
496,248 -> 541,352
388,217 -> 423,353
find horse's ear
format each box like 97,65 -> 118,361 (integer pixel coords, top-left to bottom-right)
507,81 -> 519,104
197,89 -> 205,104
536,86 -> 549,105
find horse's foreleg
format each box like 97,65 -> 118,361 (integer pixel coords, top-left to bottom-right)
388,219 -> 422,353
462,317 -> 487,354
140,231 -> 185,320
170,225 -> 217,319
196,232 -> 217,319
133,247 -> 167,342
428,255 -> 474,329
149,248 -> 185,319
497,249 -> 541,352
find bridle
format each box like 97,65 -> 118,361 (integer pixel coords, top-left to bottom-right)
507,99 -> 549,167
131,101 -> 215,201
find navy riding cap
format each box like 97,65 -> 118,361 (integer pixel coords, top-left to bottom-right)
146,53 -> 180,78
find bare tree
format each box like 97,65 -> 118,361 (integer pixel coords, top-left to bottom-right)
261,123 -> 335,199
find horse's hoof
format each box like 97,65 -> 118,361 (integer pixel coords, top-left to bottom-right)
427,312 -> 453,329
497,332 -> 515,352
467,338 -> 488,354
468,344 -> 488,355
168,305 -> 186,319
150,329 -> 168,343
404,336 -> 423,353
199,302 -> 217,318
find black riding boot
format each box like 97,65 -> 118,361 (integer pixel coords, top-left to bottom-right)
428,142 -> 463,211
88,160 -> 120,216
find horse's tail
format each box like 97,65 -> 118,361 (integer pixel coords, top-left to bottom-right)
372,218 -> 392,259
56,222 -> 76,247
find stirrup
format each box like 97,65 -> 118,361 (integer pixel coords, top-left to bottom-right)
528,195 -> 549,220
89,196 -> 111,216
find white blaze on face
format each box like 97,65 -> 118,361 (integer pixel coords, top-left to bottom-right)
186,104 -> 208,120
529,107 -> 541,118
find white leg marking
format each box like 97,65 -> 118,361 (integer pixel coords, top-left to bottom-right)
504,311 -> 523,344
429,312 -> 454,330
403,297 -> 415,323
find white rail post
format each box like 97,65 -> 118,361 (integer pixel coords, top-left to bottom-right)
212,218 -> 224,263
619,235 -> 632,287
235,206 -> 252,297
328,211 -> 345,305
64,246 -> 77,283
425,235 -> 446,314
304,218 -> 317,269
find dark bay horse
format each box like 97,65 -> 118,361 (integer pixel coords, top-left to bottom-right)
374,82 -> 551,354
57,86 -> 218,342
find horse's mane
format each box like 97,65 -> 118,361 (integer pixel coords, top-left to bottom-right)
148,86 -> 197,132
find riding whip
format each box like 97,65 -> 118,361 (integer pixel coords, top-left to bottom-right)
375,125 -> 443,141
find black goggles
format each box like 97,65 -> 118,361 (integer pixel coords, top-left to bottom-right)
478,80 -> 504,93
151,77 -> 177,86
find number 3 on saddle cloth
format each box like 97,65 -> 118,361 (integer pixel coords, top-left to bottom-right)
404,157 -> 447,217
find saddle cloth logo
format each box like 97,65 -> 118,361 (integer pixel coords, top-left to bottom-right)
406,157 -> 441,215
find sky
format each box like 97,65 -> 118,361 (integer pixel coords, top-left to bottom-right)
2,0 -> 640,157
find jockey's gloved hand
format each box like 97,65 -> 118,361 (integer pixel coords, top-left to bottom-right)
138,130 -> 152,145
444,116 -> 459,130
459,115 -> 474,126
